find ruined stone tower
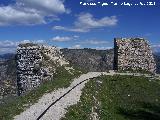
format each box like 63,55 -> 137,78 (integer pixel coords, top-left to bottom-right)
114,38 -> 156,73
16,43 -> 68,95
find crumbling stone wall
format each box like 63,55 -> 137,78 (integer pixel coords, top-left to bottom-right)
114,38 -> 156,73
16,43 -> 68,95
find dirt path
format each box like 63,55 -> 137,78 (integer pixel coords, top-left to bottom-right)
14,72 -> 103,120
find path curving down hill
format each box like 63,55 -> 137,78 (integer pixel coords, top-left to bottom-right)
14,72 -> 103,120
14,71 -> 159,120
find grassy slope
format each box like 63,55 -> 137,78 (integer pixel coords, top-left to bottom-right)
0,66 -> 84,120
62,75 -> 160,120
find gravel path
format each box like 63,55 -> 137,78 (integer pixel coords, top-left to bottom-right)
14,71 -> 157,120
14,72 -> 103,120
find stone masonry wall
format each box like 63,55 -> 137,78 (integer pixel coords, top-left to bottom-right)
16,43 -> 68,95
114,38 -> 156,73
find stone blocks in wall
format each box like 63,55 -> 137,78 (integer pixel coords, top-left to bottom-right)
114,38 -> 156,73
16,43 -> 67,95
17,45 -> 43,95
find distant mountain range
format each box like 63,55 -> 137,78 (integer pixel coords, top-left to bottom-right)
61,48 -> 114,72
154,52 -> 160,56
0,49 -> 160,73
153,52 -> 160,74
0,53 -> 15,61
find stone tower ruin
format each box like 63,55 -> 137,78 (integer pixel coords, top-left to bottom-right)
114,38 -> 156,73
16,43 -> 68,95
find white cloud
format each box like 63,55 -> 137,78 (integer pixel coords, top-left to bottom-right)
17,0 -> 66,14
0,40 -> 18,54
152,44 -> 160,53
51,36 -> 73,42
0,40 -> 18,48
73,35 -> 79,38
69,44 -> 81,49
0,0 -> 67,26
70,39 -> 111,49
20,40 -> 31,43
53,13 -> 118,32
53,26 -> 89,32
36,40 -> 45,44
79,40 -> 109,45
51,35 -> 79,42
75,13 -> 117,28
0,6 -> 45,26
152,45 -> 160,48
20,39 -> 45,44
95,46 -> 113,50
0,39 -> 46,54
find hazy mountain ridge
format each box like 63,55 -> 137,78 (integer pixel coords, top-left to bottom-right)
61,48 -> 114,72
154,52 -> 160,74
0,53 -> 15,61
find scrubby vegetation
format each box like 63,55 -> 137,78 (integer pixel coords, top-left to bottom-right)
0,65 -> 84,120
62,75 -> 160,120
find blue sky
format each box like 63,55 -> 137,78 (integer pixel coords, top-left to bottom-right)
0,0 -> 160,54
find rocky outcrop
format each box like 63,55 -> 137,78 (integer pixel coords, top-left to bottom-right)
61,48 -> 114,72
16,43 -> 68,95
114,38 -> 156,73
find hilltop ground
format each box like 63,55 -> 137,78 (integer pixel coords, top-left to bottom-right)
63,74 -> 160,120
1,71 -> 159,120
0,49 -> 160,120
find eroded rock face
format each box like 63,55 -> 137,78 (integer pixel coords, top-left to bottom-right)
16,43 -> 68,95
114,38 -> 156,73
